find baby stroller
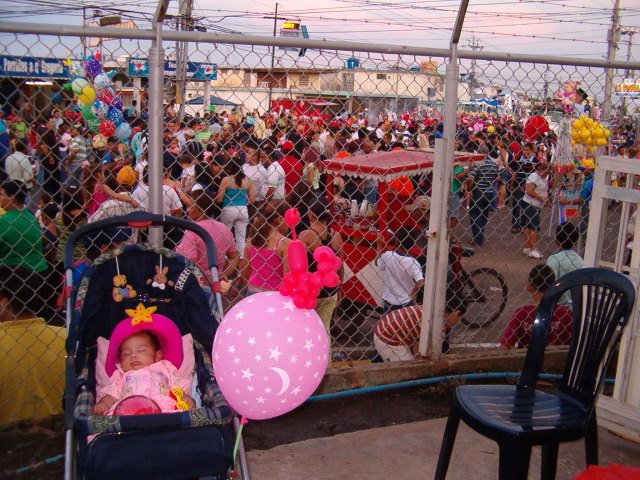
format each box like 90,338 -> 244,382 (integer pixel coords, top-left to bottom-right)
62,212 -> 249,480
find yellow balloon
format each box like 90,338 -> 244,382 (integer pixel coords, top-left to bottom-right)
78,85 -> 96,105
594,128 -> 604,139
573,119 -> 584,129
586,137 -> 595,146
587,146 -> 595,154
597,137 -> 607,147
604,129 -> 611,138
571,139 -> 576,146
488,125 -> 495,133
579,128 -> 590,140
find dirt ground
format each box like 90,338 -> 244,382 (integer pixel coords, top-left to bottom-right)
0,382 -> 456,479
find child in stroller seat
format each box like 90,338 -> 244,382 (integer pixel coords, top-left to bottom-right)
94,304 -> 195,416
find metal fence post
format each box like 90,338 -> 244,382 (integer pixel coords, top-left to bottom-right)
419,48 -> 459,358
148,22 -> 165,246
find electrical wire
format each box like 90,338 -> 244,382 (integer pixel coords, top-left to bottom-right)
4,0 -> 633,56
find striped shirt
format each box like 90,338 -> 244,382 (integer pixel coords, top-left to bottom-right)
374,305 -> 423,347
469,159 -> 499,192
69,135 -> 87,166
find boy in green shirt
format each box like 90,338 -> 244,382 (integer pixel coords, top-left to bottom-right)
0,180 -> 47,273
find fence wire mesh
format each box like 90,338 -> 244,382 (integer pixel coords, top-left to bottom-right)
0,28 -> 638,425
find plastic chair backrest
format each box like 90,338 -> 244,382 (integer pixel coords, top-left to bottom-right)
518,268 -> 635,411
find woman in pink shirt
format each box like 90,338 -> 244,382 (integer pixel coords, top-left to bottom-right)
240,205 -> 291,295
175,193 -> 239,283
83,164 -> 138,216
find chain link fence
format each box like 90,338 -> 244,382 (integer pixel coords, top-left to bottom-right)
0,23 -> 639,424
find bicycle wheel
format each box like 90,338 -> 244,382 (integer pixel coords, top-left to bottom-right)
460,268 -> 508,328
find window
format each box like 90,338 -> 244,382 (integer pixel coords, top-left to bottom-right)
243,71 -> 251,87
376,73 -> 387,80
299,75 -> 309,87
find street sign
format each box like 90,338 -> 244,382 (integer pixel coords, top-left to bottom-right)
0,55 -> 69,79
615,82 -> 640,98
299,25 -> 309,57
128,58 -> 149,77
346,57 -> 360,69
280,21 -> 309,54
128,58 -> 217,80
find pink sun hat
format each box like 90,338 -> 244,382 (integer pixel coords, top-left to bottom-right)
105,304 -> 184,376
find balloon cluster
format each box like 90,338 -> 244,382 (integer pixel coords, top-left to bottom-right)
63,52 -> 132,146
278,208 -> 342,310
571,116 -> 610,148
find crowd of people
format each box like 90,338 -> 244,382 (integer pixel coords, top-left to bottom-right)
0,95 -> 639,417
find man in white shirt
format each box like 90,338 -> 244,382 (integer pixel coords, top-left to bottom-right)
376,226 -> 425,315
5,142 -> 32,185
177,126 -> 196,151
521,161 -> 551,259
263,148 -> 286,202
241,140 -> 268,203
131,166 -> 182,215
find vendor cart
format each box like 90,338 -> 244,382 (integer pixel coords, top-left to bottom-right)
322,149 -> 483,327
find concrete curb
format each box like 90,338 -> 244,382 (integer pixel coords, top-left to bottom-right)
318,347 -> 569,394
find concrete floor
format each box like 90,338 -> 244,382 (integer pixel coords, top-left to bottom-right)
246,417 -> 640,480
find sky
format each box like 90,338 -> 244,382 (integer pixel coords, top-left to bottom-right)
1,0 -> 639,59
0,0 -> 638,102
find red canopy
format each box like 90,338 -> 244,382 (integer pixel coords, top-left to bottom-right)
322,149 -> 484,181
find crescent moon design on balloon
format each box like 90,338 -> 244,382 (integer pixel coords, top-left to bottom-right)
270,367 -> 291,396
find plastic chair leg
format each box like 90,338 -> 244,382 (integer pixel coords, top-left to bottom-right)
433,405 -> 461,480
585,415 -> 599,467
498,443 -> 531,480
541,442 -> 559,480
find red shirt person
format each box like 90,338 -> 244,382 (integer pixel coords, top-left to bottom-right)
500,264 -> 573,349
278,141 -> 303,196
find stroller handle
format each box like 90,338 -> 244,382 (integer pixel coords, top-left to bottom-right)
64,212 -> 219,271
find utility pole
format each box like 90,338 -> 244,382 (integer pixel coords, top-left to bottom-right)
176,0 -> 193,121
602,0 -> 621,122
82,6 -> 87,57
263,3 -> 287,114
543,65 -> 550,114
467,36 -> 483,100
620,27 -> 637,117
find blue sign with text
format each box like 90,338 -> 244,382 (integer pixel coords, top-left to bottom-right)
0,55 -> 70,79
128,58 -> 217,80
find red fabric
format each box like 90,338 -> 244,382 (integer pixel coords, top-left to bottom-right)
387,192 -> 415,231
524,115 -> 550,141
322,150 -> 482,180
574,464 -> 640,480
510,141 -> 522,161
279,154 -> 303,196
388,177 -> 414,196
500,304 -> 573,349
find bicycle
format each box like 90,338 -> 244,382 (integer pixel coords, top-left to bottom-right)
450,244 -> 509,328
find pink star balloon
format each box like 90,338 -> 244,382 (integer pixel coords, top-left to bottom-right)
212,292 -> 329,420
